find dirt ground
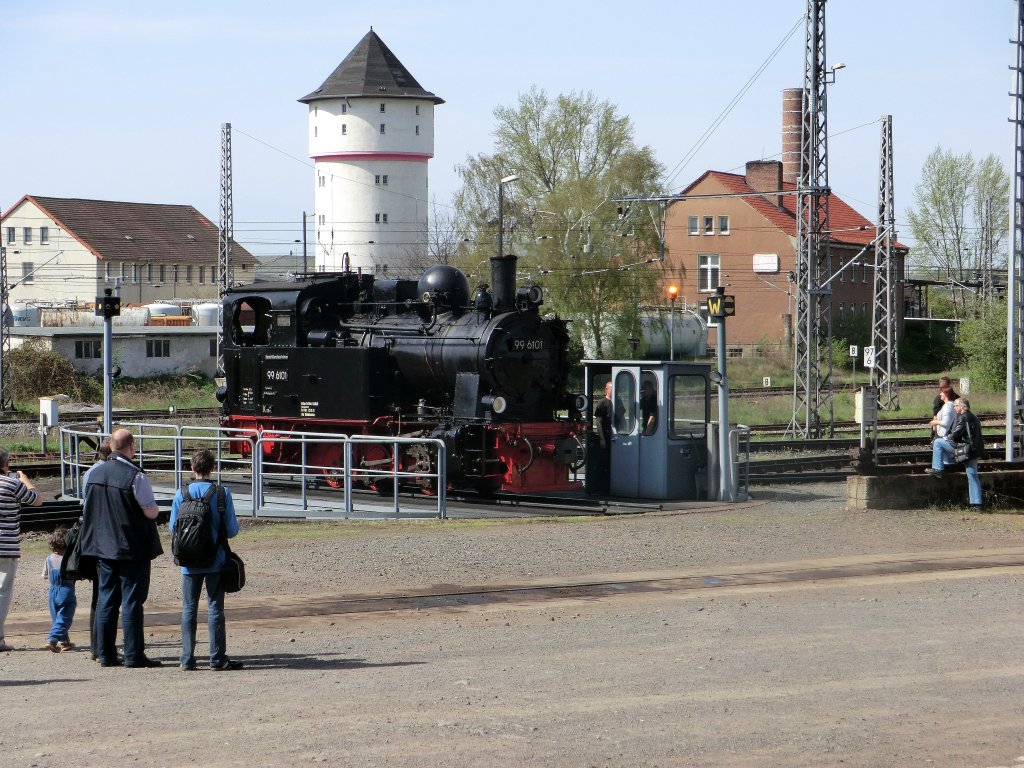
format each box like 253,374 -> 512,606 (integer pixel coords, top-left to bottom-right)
2,482 -> 1023,767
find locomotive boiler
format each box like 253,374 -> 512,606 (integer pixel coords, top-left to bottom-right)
217,256 -> 584,495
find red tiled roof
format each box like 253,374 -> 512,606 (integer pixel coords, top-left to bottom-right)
3,195 -> 257,266
684,171 -> 906,250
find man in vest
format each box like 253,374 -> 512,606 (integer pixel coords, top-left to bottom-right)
80,429 -> 163,667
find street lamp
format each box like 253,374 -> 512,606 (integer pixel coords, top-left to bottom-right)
498,174 -> 519,259
666,285 -> 678,361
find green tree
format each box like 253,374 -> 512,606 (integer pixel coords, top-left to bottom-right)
906,147 -> 1009,319
453,87 -> 665,357
957,299 -> 1007,389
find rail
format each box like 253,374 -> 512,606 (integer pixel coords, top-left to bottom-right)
58,424 -> 448,520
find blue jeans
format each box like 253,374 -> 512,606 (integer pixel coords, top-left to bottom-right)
47,575 -> 77,643
931,438 -> 982,505
181,570 -> 227,668
95,559 -> 151,665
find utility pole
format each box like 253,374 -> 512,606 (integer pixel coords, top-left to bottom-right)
789,0 -> 834,439
870,115 -> 900,411
217,122 -> 234,378
0,241 -> 11,411
1007,0 -> 1024,461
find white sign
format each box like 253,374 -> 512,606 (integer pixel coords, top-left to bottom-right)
848,345 -> 858,358
762,376 -> 772,388
959,377 -> 970,395
863,346 -> 875,368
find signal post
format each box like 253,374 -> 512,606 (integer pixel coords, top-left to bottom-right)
707,287 -> 736,501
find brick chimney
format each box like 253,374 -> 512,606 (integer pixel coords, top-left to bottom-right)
745,160 -> 784,209
782,87 -> 803,186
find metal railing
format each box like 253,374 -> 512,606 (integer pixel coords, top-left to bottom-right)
59,423 -> 447,520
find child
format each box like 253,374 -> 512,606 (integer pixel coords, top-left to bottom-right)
42,526 -> 77,652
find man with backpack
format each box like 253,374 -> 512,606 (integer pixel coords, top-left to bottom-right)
169,448 -> 241,671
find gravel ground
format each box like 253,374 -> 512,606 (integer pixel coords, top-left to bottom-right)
2,481 -> 1023,767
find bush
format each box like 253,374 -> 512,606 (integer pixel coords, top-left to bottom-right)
8,341 -> 83,402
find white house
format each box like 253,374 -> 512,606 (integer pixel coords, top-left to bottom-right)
0,196 -> 257,307
299,29 -> 443,276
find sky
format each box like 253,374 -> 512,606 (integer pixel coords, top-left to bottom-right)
0,1 -> 1015,267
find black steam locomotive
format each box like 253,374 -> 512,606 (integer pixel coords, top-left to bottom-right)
217,256 -> 583,494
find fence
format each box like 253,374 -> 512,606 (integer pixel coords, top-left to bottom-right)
59,422 -> 447,520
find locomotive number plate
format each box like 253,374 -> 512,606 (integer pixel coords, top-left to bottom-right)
512,339 -> 544,351
266,369 -> 289,382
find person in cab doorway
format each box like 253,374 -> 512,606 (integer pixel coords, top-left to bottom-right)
640,380 -> 658,436
170,448 -> 242,671
79,429 -> 163,668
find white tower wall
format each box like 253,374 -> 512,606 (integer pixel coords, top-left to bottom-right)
309,98 -> 434,274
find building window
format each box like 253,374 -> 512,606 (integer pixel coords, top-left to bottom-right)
158,265 -> 166,282
415,105 -> 420,116
319,214 -> 325,225
146,339 -> 170,358
40,226 -> 49,244
838,303 -> 844,323
718,216 -> 729,235
199,265 -> 205,284
172,265 -> 179,283
380,123 -> 386,134
863,262 -> 869,282
22,227 -> 32,244
697,254 -> 720,292
146,264 -> 153,282
380,103 -> 386,113
703,216 -> 714,235
132,264 -> 139,283
120,262 -> 126,281
862,302 -> 868,317
21,262 -> 33,284
75,340 -> 101,359
375,213 -> 380,223
383,213 -> 388,224
314,127 -> 317,138
104,261 -> 112,282
5,228 -> 13,244
688,216 -> 699,236
341,124 -> 347,135
186,265 -> 193,283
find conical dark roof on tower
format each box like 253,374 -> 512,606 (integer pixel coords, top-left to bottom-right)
299,29 -> 444,104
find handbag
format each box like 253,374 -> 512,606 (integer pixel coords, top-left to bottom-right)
954,417 -> 975,464
216,486 -> 245,593
221,551 -> 246,593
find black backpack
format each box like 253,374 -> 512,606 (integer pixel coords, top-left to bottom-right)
171,485 -> 219,568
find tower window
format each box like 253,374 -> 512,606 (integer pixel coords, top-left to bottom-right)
380,123 -> 386,134
375,175 -> 381,185
415,105 -> 420,115
382,175 -> 388,185
415,125 -> 420,135
342,124 -> 347,135
380,103 -> 386,113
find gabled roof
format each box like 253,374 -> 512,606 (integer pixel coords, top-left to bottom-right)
681,171 -> 907,250
3,195 -> 257,266
299,29 -> 444,105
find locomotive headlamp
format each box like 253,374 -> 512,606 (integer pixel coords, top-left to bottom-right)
516,285 -> 543,307
482,394 -> 507,415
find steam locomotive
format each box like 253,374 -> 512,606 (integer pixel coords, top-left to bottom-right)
216,256 -> 584,495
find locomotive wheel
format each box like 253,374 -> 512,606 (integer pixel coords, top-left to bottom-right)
321,461 -> 344,489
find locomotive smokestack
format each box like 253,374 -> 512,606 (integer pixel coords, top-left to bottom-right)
491,255 -> 517,311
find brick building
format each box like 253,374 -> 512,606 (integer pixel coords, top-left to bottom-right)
663,158 -> 907,356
